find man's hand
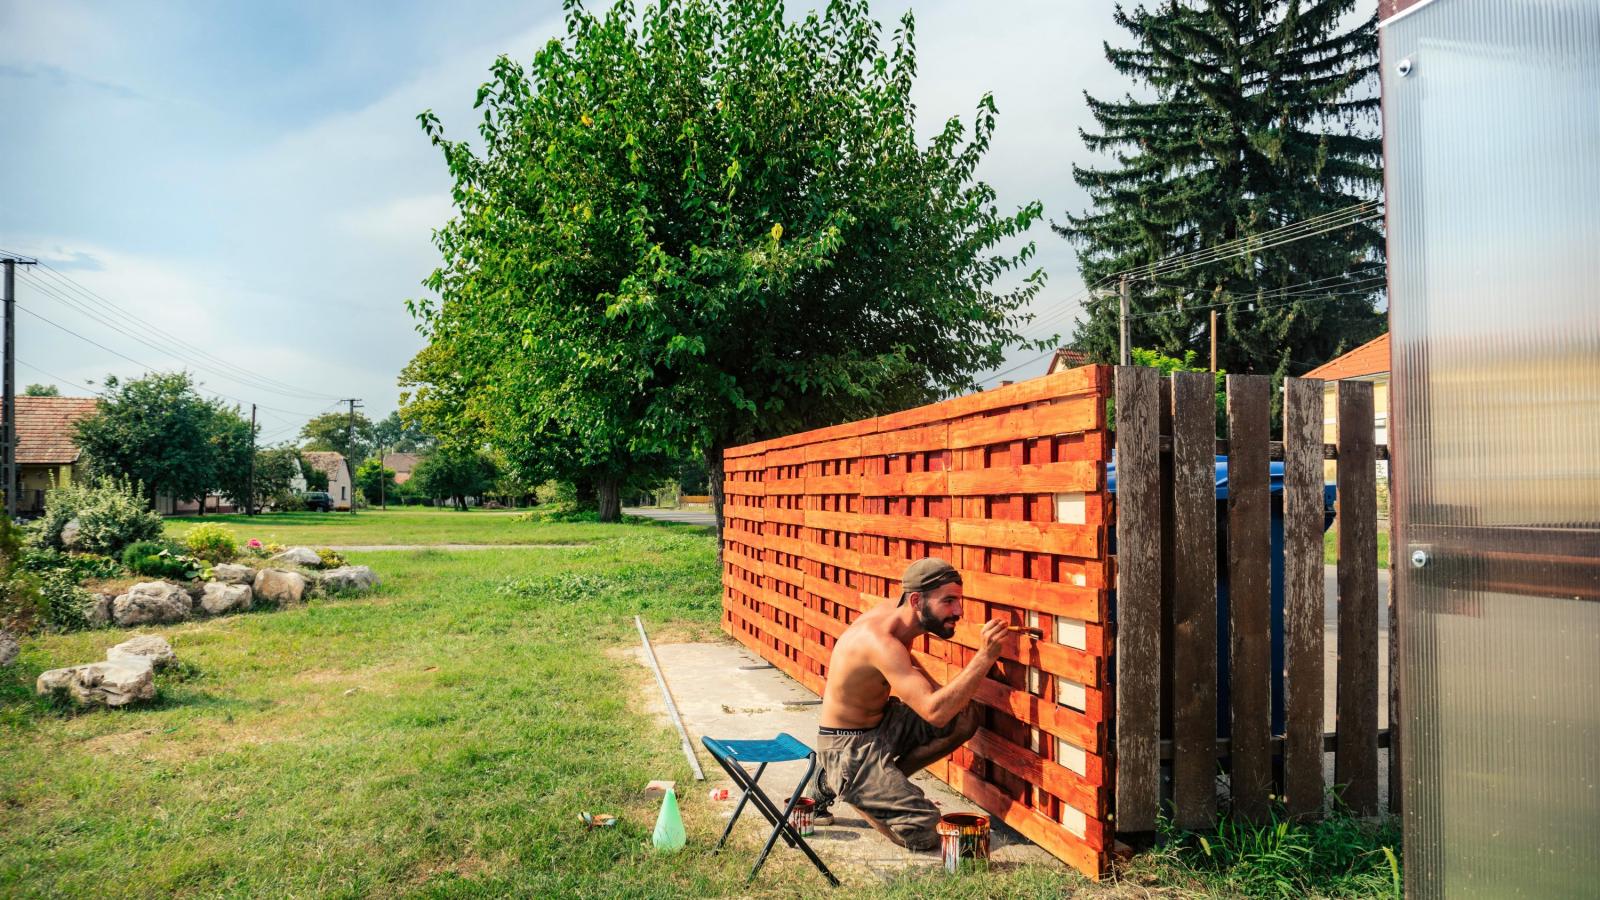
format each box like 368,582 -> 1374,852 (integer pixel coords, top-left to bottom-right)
978,619 -> 1008,662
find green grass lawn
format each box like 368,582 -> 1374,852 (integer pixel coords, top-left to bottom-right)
1322,526 -> 1391,567
163,507 -> 662,548
4,512 -> 1397,897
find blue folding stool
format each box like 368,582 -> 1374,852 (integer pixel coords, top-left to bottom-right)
701,733 -> 839,886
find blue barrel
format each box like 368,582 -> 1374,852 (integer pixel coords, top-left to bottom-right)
1107,455 -> 1336,736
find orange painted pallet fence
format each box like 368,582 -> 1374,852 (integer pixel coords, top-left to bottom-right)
720,365 -> 1114,880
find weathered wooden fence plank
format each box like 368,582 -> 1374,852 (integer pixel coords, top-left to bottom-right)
1225,375 -> 1273,823
1389,517 -> 1402,816
1170,371 -> 1219,828
1282,377 -> 1326,818
1335,380 -> 1380,815
1113,365 -> 1161,832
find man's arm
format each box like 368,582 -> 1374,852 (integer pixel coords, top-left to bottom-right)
875,619 -> 1009,728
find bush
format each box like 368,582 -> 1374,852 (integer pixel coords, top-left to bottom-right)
315,547 -> 347,568
183,522 -> 238,562
0,517 -> 42,634
535,480 -> 576,507
38,570 -> 92,632
19,547 -> 124,581
275,493 -> 308,512
121,541 -> 207,580
31,475 -> 164,557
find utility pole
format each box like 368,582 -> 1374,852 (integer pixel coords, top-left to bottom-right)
1119,275 -> 1132,366
1210,309 -> 1219,373
340,398 -> 362,514
247,403 -> 257,515
378,444 -> 387,511
2,255 -> 37,520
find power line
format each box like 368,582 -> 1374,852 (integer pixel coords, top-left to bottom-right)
16,360 -> 98,396
14,302 -> 329,418
3,253 -> 345,402
15,267 -> 339,405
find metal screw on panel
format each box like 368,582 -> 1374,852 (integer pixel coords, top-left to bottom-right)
1410,548 -> 1429,569
1397,57 -> 1414,77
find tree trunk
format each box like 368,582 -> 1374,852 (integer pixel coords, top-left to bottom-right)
704,444 -> 726,569
596,476 -> 621,523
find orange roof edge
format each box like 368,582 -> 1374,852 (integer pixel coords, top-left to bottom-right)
1304,332 -> 1390,381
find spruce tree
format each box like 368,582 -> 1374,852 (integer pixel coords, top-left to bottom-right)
1058,0 -> 1384,377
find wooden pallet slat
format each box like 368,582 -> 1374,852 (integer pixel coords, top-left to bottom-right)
1282,377 -> 1326,819
1113,365 -> 1161,832
1335,380 -> 1380,815
1226,374 -> 1274,824
1170,371 -> 1219,829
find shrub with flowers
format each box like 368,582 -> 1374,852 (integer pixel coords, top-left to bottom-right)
316,547 -> 347,568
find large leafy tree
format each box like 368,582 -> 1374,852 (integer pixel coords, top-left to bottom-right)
372,411 -> 434,454
406,0 -> 1048,526
1059,0 -> 1383,379
74,372 -> 258,509
300,411 -> 376,462
412,447 -> 498,511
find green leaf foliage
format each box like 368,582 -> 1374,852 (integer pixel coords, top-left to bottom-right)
403,0 -> 1048,522
1059,0 -> 1385,380
73,372 -> 258,509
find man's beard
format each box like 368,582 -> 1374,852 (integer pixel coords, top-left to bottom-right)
918,604 -> 958,640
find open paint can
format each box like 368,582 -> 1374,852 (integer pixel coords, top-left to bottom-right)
789,797 -> 816,836
937,812 -> 991,873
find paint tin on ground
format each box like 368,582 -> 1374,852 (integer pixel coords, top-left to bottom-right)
790,797 -> 816,836
707,787 -> 730,802
937,812 -> 990,874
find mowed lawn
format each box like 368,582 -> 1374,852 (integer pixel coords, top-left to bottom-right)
162,507 -> 644,548
0,513 -> 1095,898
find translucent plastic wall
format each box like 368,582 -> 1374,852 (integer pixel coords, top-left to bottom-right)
1381,0 -> 1600,895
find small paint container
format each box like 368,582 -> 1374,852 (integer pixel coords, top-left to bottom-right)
789,797 -> 816,836
937,812 -> 990,874
708,787 -> 731,802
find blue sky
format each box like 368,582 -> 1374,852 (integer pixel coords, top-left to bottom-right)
0,0 -> 1356,444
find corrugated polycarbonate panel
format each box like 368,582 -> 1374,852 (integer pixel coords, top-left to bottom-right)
1382,1 -> 1600,896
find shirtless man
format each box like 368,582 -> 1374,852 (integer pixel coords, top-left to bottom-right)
810,557 -> 1008,851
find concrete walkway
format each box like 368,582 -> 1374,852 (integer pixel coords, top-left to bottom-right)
629,640 -> 1063,884
624,506 -> 718,527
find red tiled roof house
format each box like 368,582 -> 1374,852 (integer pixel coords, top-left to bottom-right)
13,396 -> 100,514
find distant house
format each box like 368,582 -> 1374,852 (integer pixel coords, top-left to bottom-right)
301,451 -> 355,511
382,452 -> 421,485
1306,332 -> 1390,482
1046,348 -> 1091,374
13,396 -> 99,514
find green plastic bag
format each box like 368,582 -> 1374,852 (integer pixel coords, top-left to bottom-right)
652,787 -> 686,851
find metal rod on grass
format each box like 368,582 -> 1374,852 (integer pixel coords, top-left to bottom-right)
635,615 -> 705,781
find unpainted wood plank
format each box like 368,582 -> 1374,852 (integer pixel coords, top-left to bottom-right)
1169,370 -> 1219,829
1113,366 -> 1161,833
1282,377 -> 1326,819
1388,520 -> 1402,816
1335,380 -> 1380,815
1226,374 -> 1273,823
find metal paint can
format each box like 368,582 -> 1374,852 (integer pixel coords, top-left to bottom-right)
937,812 -> 991,874
790,797 -> 816,836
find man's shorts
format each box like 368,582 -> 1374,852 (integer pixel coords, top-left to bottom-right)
812,699 -> 959,851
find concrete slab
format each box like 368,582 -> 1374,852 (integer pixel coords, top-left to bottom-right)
628,639 -> 1065,882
